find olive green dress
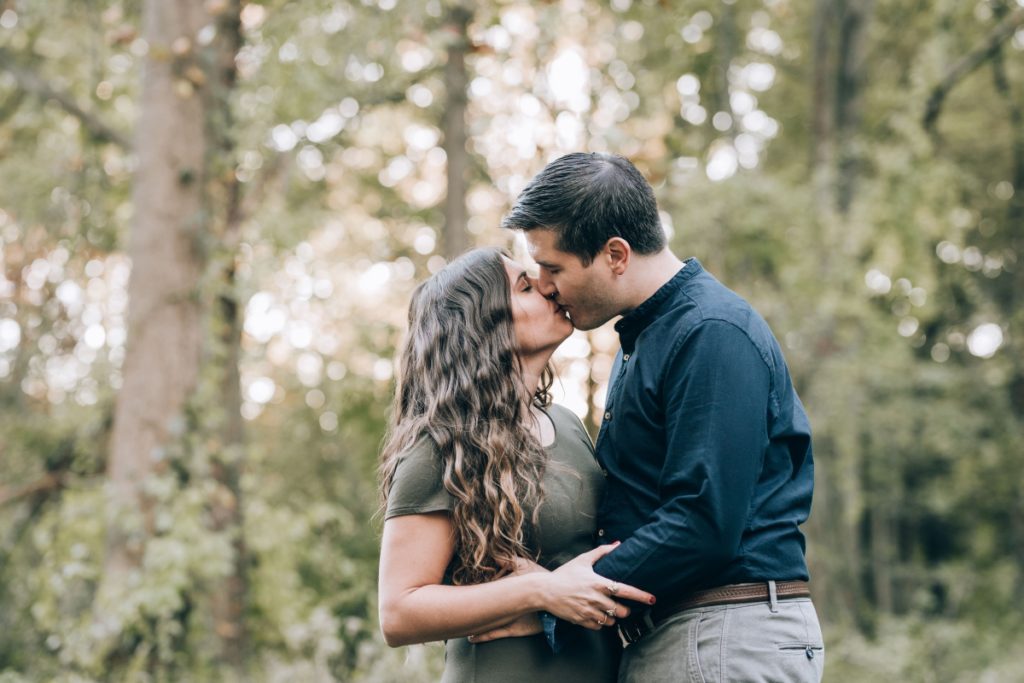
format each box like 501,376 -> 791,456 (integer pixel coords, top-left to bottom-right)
384,404 -> 620,683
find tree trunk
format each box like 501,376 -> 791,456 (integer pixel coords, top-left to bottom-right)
834,0 -> 874,215
208,286 -> 246,666
105,0 -> 207,579
803,455 -> 829,617
102,0 -> 250,669
203,0 -> 247,667
442,4 -> 471,260
712,1 -> 737,138
810,0 -> 836,213
990,18 -> 1024,603
869,502 -> 893,614
810,0 -> 874,216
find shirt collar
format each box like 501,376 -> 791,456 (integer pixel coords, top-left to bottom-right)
614,258 -> 702,352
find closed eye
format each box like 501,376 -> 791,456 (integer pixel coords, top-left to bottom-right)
516,271 -> 533,292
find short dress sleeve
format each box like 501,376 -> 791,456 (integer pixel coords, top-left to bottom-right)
384,436 -> 456,520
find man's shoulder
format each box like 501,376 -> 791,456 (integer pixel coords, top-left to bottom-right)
664,272 -> 779,358
663,271 -> 755,331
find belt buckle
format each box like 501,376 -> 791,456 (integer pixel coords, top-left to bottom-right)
616,612 -> 655,648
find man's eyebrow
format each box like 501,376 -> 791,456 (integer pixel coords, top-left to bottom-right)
533,259 -> 557,268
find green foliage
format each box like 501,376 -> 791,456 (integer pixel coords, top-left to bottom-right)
826,615 -> 1024,682
2,0 -> 1023,680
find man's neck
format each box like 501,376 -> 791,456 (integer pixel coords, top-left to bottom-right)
623,249 -> 685,312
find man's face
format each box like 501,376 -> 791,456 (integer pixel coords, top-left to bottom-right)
525,229 -> 620,331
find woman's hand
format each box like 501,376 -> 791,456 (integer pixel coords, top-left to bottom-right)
467,612 -> 543,643
510,556 -> 547,575
538,542 -> 655,631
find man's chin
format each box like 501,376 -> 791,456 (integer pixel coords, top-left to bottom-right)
566,309 -> 616,331
568,316 -> 599,332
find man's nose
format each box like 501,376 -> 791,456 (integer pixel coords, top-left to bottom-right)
536,272 -> 557,298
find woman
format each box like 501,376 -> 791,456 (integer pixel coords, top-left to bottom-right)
378,248 -> 654,682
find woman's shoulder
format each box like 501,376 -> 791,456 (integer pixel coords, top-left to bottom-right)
542,401 -> 569,422
395,433 -> 440,466
545,403 -> 594,451
384,435 -> 453,519
545,402 -> 584,429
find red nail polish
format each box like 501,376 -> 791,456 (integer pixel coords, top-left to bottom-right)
649,597 -> 656,605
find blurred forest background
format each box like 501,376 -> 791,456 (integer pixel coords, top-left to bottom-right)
1,0 -> 1022,680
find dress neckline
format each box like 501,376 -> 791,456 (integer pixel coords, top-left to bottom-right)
535,404 -> 558,449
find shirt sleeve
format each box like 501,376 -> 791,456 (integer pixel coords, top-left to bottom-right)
384,438 -> 456,520
593,319 -> 771,596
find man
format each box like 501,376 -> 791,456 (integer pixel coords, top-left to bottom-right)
501,153 -> 824,681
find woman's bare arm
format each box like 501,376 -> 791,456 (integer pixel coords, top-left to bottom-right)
378,512 -> 655,647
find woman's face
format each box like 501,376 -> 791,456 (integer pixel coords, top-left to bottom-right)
503,257 -> 574,358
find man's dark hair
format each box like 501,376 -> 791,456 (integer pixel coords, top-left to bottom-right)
500,152 -> 665,264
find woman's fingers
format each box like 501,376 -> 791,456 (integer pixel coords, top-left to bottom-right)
559,603 -> 627,630
574,541 -> 621,564
580,618 -> 607,631
566,544 -> 658,606
604,600 -> 629,618
598,579 -> 656,606
541,547 -> 656,625
468,627 -> 511,643
468,613 -> 543,643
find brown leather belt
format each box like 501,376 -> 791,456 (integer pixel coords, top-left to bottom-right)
617,581 -> 811,646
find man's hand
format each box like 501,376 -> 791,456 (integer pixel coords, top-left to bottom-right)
467,612 -> 543,643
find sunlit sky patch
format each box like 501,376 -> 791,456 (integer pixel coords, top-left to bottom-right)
547,48 -> 590,113
967,323 -> 1003,359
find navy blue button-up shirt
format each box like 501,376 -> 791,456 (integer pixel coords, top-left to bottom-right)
591,258 -> 814,598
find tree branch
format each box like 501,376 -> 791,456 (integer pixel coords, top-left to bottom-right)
0,47 -> 131,149
0,472 -> 64,507
0,87 -> 27,122
922,7 -> 1024,131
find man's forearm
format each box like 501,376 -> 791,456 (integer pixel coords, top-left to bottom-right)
592,509 -> 741,596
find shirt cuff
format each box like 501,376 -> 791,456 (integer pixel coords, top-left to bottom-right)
540,611 -> 564,654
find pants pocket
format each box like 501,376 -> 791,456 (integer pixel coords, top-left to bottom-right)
776,640 -> 825,661
772,640 -> 825,681
720,601 -> 825,682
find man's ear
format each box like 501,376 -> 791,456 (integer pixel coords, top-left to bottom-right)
604,237 -> 631,276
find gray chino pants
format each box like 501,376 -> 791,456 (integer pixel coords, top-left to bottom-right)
618,593 -> 825,683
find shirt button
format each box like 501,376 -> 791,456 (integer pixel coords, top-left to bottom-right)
604,411 -> 612,421
601,469 -> 608,477
622,354 -> 630,361
597,529 -> 606,538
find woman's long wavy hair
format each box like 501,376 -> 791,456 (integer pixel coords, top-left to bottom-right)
380,247 -> 554,585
